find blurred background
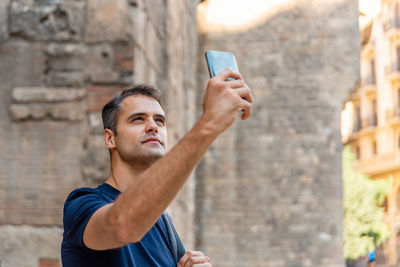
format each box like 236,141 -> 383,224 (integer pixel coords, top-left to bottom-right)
0,0 -> 389,266
342,0 -> 400,266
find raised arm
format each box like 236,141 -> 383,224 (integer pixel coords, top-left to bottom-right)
83,69 -> 253,250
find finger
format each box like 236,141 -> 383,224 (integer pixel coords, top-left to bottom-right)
225,79 -> 245,89
192,263 -> 212,267
230,86 -> 253,103
239,99 -> 252,120
216,68 -> 242,81
187,250 -> 204,256
178,251 -> 205,267
182,256 -> 210,267
178,254 -> 190,267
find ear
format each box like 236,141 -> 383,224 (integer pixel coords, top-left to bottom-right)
104,129 -> 117,150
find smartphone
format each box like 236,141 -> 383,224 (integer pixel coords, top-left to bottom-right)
205,50 -> 239,80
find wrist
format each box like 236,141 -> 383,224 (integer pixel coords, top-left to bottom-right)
195,114 -> 221,140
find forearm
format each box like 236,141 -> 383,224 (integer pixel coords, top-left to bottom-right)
108,116 -> 218,243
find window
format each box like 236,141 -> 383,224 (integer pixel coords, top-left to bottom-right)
397,45 -> 400,71
383,196 -> 388,213
398,134 -> 400,149
372,98 -> 377,126
356,145 -> 361,160
371,59 -> 376,84
354,105 -> 362,132
372,140 -> 377,155
397,88 -> 400,116
397,189 -> 400,212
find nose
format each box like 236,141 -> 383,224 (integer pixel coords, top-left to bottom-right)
145,119 -> 158,134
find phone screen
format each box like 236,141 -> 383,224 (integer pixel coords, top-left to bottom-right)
205,50 -> 239,79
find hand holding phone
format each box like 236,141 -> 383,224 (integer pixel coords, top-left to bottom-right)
205,50 -> 239,80
202,50 -> 253,131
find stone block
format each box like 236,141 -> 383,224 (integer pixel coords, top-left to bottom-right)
87,86 -> 122,112
9,103 -> 40,121
39,258 -> 60,267
85,0 -> 134,43
46,71 -> 84,87
46,43 -> 84,56
60,102 -> 86,121
10,0 -> 85,41
84,44 -> 119,84
0,0 -> 10,41
10,101 -> 86,121
12,87 -> 86,103
46,43 -> 85,71
0,225 -> 62,267
50,102 -> 87,121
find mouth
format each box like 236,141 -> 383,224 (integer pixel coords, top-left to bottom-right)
142,137 -> 161,144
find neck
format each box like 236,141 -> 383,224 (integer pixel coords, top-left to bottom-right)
105,156 -> 150,192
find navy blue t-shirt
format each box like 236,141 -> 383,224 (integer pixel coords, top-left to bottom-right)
61,183 -> 176,267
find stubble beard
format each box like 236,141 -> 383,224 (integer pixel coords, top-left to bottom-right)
120,145 -> 165,168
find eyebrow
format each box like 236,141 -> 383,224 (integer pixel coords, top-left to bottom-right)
126,112 -> 166,122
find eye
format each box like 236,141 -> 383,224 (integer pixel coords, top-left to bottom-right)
155,118 -> 165,126
131,117 -> 144,122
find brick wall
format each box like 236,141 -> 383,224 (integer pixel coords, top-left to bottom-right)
0,0 -> 198,265
196,0 -> 359,266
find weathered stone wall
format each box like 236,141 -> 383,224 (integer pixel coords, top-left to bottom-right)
196,0 -> 359,266
0,0 -> 198,266
130,0 -> 199,251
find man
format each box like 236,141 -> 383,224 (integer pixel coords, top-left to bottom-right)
61,68 -> 253,266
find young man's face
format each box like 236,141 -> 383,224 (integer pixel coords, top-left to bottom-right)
112,95 -> 167,166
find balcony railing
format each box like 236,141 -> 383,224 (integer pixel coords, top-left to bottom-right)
386,109 -> 394,121
360,75 -> 376,87
353,118 -> 362,133
367,114 -> 378,127
383,19 -> 400,33
395,107 -> 400,118
385,108 -> 400,121
385,62 -> 400,76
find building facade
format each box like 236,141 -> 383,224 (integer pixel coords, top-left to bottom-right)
342,0 -> 400,265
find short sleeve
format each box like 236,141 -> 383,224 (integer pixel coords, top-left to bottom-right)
63,188 -> 108,248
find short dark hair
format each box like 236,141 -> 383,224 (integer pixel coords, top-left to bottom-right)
102,84 -> 163,135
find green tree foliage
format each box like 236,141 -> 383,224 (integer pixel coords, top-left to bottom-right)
343,146 -> 392,259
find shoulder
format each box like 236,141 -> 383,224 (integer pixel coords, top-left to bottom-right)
62,186 -> 110,248
63,186 -> 110,222
66,187 -> 102,203
63,186 -> 111,239
65,183 -> 117,205
64,187 -> 102,209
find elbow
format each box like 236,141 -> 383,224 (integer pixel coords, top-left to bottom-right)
115,227 -> 142,244
112,216 -> 145,244
105,203 -> 148,244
